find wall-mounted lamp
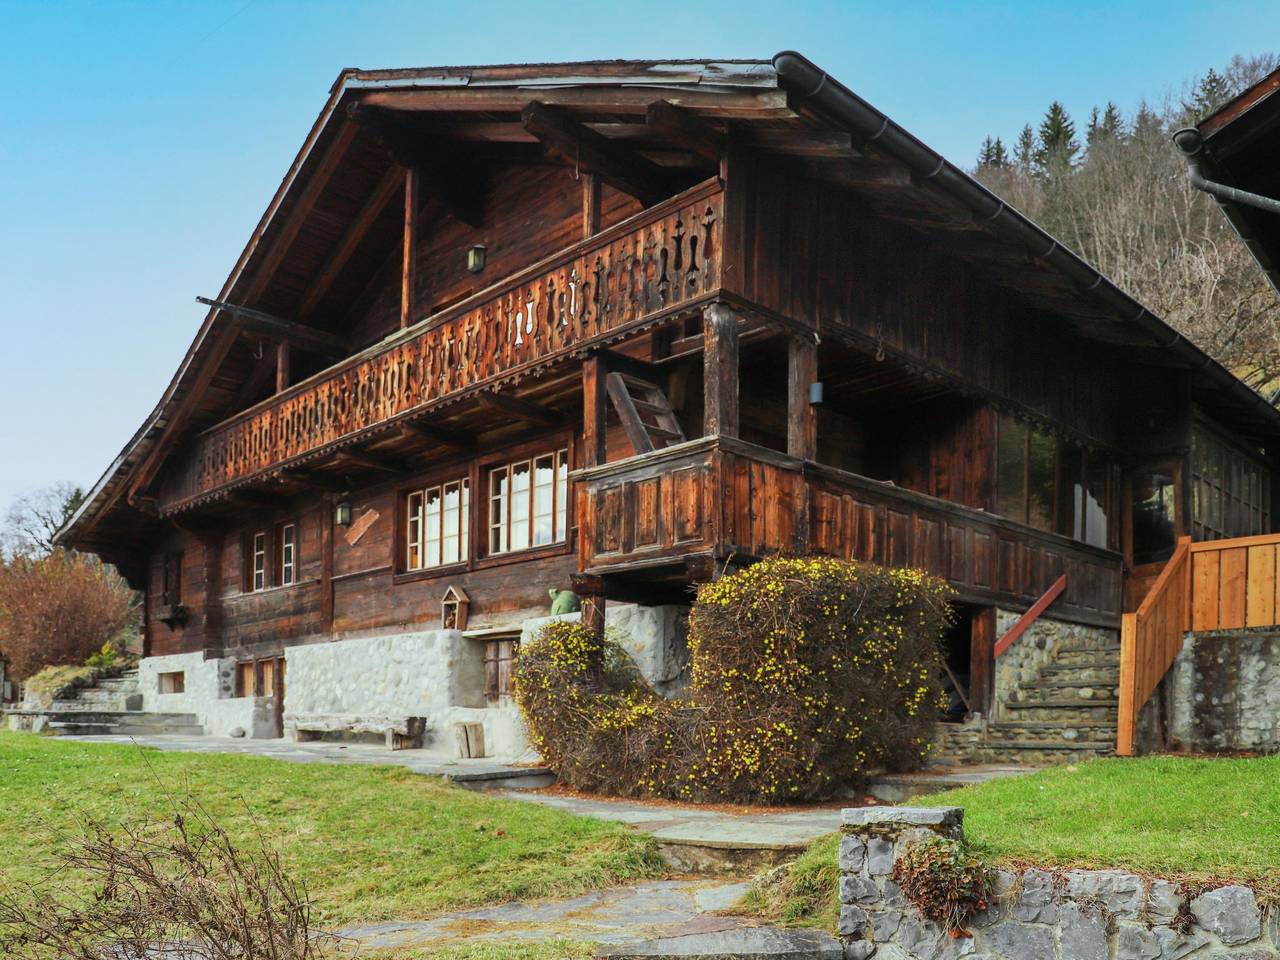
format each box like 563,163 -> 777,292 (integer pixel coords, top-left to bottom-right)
335,500 -> 353,527
466,245 -> 487,274
808,382 -> 825,405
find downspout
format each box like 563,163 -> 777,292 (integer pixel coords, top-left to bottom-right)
771,50 -> 1280,426
1172,126 -> 1280,297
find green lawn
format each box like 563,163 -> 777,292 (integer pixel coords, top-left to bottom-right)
0,732 -> 660,926
744,755 -> 1280,930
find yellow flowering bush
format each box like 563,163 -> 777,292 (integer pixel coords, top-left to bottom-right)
515,556 -> 952,804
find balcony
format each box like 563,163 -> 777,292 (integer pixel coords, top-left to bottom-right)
574,435 -> 1124,627
160,179 -> 725,514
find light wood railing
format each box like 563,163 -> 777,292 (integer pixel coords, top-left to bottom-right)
1116,536 -> 1190,756
1189,532 -> 1280,631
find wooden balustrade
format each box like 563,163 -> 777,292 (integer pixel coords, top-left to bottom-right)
161,181 -> 725,513
1116,536 -> 1190,757
575,436 -> 1124,626
1189,532 -> 1280,631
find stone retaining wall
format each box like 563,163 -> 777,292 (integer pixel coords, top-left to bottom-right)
1152,630 -> 1280,753
839,806 -> 1274,959
992,610 -> 1116,723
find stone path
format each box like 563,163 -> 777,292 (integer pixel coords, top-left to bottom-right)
60,732 -> 554,789
341,879 -> 750,951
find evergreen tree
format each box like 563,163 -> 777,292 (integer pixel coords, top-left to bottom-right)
1014,124 -> 1036,172
1034,101 -> 1079,176
976,135 -> 1009,168
1184,67 -> 1234,120
1086,101 -> 1125,149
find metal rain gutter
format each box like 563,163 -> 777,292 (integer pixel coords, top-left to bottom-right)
770,50 -> 1280,430
1172,126 -> 1280,297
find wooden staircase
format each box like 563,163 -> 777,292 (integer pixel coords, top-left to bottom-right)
606,371 -> 686,454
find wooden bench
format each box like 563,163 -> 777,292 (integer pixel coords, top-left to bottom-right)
288,714 -> 427,750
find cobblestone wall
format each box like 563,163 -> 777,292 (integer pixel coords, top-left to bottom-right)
1157,630 -> 1280,753
992,610 -> 1116,723
840,806 -> 1275,959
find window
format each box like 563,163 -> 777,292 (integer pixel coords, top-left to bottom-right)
1191,423 -> 1271,540
279,523 -> 296,586
484,638 -> 519,703
996,415 -> 1112,547
158,671 -> 185,695
406,479 -> 470,571
488,449 -> 569,555
235,658 -> 284,698
1132,469 -> 1178,566
251,531 -> 267,591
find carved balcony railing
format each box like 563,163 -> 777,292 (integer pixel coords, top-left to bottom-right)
161,179 -> 724,513
574,435 -> 1124,628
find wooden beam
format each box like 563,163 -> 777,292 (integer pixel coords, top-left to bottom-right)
605,372 -> 656,456
398,421 -> 474,451
644,100 -> 723,165
279,469 -> 347,493
337,450 -> 408,474
702,301 -> 739,438
241,120 -> 360,305
297,164 -> 403,318
401,166 -> 417,330
197,297 -> 347,356
522,101 -> 669,206
787,337 -> 818,460
359,86 -> 797,120
478,392 -> 564,427
582,356 -> 607,468
582,172 -> 601,239
349,104 -> 484,228
275,341 -> 291,394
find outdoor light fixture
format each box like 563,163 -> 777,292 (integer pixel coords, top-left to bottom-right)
466,245 -> 487,273
808,381 -> 824,405
335,500 -> 353,527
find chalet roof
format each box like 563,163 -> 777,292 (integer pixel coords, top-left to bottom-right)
58,53 -> 1280,556
1181,67 -> 1280,295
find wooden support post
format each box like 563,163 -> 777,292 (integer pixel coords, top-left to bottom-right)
969,606 -> 996,718
198,532 -> 225,659
275,340 -> 291,394
320,496 -> 335,632
787,337 -> 818,460
702,301 -> 739,438
401,166 -> 418,330
582,172 -> 601,239
582,356 -> 607,468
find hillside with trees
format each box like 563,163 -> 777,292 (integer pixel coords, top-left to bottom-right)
974,54 -> 1280,399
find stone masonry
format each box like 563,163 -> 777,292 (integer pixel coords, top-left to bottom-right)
839,806 -> 1276,959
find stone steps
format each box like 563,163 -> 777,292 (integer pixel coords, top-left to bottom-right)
1011,680 -> 1120,702
1002,698 -> 1119,723
43,711 -> 204,737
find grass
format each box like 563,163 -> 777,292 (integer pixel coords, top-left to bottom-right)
0,731 -> 661,926
741,755 -> 1280,930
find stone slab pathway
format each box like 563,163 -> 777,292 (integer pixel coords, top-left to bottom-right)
338,879 -> 756,952
60,733 -> 553,787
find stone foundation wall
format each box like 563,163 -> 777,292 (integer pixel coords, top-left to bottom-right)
139,652 -> 277,738
992,610 -> 1116,722
1154,630 -> 1280,753
840,806 -> 1275,959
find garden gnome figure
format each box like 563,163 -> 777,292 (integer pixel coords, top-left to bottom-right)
548,588 -> 581,615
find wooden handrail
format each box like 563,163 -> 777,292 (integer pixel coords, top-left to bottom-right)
993,574 -> 1068,658
1116,535 -> 1191,756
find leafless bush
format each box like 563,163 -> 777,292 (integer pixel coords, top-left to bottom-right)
0,796 -> 337,960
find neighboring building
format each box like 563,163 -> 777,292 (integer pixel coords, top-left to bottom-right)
52,54 -> 1280,763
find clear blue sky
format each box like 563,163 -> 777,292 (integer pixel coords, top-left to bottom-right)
0,0 -> 1272,512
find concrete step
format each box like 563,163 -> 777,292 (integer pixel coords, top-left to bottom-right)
50,721 -> 207,737
970,739 -> 1115,764
1051,645 -> 1121,665
1038,661 -> 1119,679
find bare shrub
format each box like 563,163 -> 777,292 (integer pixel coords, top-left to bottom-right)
0,797 -> 334,960
0,549 -> 136,682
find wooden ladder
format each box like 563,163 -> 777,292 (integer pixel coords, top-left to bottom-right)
605,371 -> 686,454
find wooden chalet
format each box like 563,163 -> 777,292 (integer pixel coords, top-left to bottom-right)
52,54 -> 1280,761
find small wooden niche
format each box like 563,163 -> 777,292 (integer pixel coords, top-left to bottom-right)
441,585 -> 470,631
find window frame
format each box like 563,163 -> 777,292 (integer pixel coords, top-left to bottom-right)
402,476 -> 471,574
484,446 -> 570,560
250,531 -> 267,592
279,522 -> 297,587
